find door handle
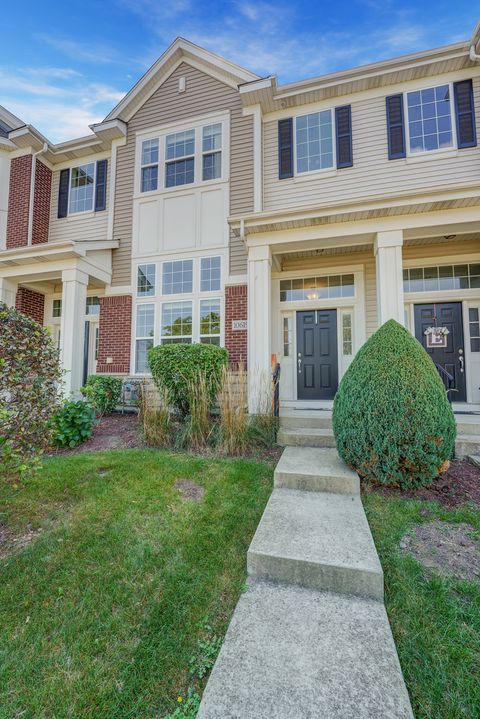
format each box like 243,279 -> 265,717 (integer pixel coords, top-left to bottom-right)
459,354 -> 464,373
297,354 -> 302,373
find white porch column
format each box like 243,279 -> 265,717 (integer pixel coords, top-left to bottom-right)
374,229 -> 405,326
247,244 -> 272,413
0,277 -> 18,307
60,268 -> 88,397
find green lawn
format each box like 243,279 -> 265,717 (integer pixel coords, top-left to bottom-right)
0,450 -> 273,719
363,490 -> 480,719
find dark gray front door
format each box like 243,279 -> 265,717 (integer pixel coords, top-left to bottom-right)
414,302 -> 466,402
297,310 -> 338,400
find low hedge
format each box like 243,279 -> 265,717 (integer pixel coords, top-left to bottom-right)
332,319 -> 456,488
148,343 -> 228,416
81,375 -> 123,416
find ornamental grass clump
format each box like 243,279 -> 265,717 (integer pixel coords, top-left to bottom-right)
0,303 -> 62,479
332,319 -> 456,489
218,363 -> 248,455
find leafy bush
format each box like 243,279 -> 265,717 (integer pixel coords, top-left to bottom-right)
81,374 -> 122,416
148,343 -> 228,417
0,303 -> 62,478
332,319 -> 456,489
52,401 -> 96,448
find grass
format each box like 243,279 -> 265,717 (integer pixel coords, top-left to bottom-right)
0,449 -> 273,719
363,490 -> 480,719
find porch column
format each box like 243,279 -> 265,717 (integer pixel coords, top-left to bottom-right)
0,277 -> 18,307
374,229 -> 404,325
247,244 -> 272,413
60,268 -> 88,397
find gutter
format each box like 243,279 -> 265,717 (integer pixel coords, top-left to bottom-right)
27,142 -> 48,246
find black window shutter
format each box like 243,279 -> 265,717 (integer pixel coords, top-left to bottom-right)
454,80 -> 477,149
386,94 -> 406,160
95,159 -> 108,211
57,168 -> 70,218
278,118 -> 294,179
335,105 -> 353,168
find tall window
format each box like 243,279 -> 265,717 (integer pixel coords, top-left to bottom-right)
141,139 -> 159,192
295,111 -> 333,173
406,84 -> 453,153
137,264 -> 156,297
161,301 -> 193,343
135,304 -> 155,373
69,163 -> 95,214
469,308 -> 480,353
162,260 -> 193,295
342,313 -> 353,356
165,130 -> 195,187
200,299 -> 221,344
52,299 -> 62,318
200,256 -> 221,292
202,124 -> 222,181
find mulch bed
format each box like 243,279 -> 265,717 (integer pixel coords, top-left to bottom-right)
50,413 -> 143,455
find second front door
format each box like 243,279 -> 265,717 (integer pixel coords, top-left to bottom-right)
297,310 -> 338,400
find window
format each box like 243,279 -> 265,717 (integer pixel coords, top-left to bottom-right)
52,299 -> 62,318
200,299 -> 221,344
406,84 -> 453,154
161,301 -> 193,343
295,111 -> 333,173
202,124 -> 222,181
135,304 -> 155,373
85,296 -> 100,315
342,314 -> 353,355
283,316 -> 292,357
162,260 -> 193,295
94,326 -> 100,361
165,130 -> 195,187
141,139 -> 159,192
200,256 -> 221,292
69,163 -> 95,214
280,274 -> 354,302
403,264 -> 480,293
469,308 -> 480,353
137,264 -> 156,297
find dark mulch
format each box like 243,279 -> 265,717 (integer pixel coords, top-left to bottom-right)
50,413 -> 143,455
369,460 -> 480,508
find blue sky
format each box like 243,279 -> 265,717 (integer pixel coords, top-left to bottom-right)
0,1 -> 477,142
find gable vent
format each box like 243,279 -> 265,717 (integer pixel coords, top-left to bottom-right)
178,76 -> 186,93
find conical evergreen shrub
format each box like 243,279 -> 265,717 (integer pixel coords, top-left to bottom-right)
332,319 -> 456,488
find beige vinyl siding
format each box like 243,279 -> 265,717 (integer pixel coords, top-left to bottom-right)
112,62 -> 254,285
48,162 -> 110,245
263,75 -> 480,212
403,237 -> 480,262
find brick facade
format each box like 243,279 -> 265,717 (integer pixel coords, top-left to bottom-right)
32,160 -> 52,245
6,155 -> 32,249
96,295 -> 132,374
15,287 -> 45,324
225,284 -> 248,367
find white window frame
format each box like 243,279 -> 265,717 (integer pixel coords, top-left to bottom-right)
160,300 -> 194,344
137,263 -> 157,297
403,81 -> 458,159
68,162 -> 96,215
161,258 -> 194,296
140,138 -> 159,193
200,255 -> 222,293
165,129 -> 195,188
134,302 -> 156,374
293,108 -> 336,178
201,123 -> 223,182
199,297 -> 222,344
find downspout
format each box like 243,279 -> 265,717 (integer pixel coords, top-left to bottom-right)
27,142 -> 48,246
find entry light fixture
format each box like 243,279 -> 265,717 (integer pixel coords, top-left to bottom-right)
306,290 -> 319,300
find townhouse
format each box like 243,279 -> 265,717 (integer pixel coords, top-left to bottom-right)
1,21 -> 480,411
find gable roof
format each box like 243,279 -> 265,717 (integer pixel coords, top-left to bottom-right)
104,37 -> 260,123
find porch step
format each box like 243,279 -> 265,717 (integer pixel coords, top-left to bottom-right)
456,435 -> 480,459
279,409 -> 333,429
274,446 -> 359,495
468,455 -> 480,468
277,426 -> 336,448
197,581 -> 413,719
455,415 -> 480,436
247,488 -> 383,600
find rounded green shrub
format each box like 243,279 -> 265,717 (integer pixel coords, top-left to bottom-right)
52,400 -> 96,448
332,319 -> 456,488
148,343 -> 228,417
81,374 -> 122,416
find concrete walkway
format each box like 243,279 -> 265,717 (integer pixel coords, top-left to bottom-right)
197,447 -> 414,719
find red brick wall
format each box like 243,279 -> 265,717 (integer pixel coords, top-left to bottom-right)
15,287 -> 45,325
96,295 -> 132,374
225,284 -> 248,368
32,160 -> 52,245
6,155 -> 32,249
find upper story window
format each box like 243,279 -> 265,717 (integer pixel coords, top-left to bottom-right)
202,124 -> 222,181
162,259 -> 193,295
137,263 -> 156,297
200,256 -> 221,291
69,163 -> 95,214
296,111 -> 333,174
165,130 -> 195,187
406,84 -> 453,154
85,296 -> 100,315
141,139 -> 159,192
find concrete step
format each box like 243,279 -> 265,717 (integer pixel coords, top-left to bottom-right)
274,446 -> 359,495
247,488 -> 383,600
280,410 -> 333,429
197,580 -> 413,719
278,426 -> 336,448
455,415 -> 480,436
468,455 -> 480,468
456,435 -> 480,459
